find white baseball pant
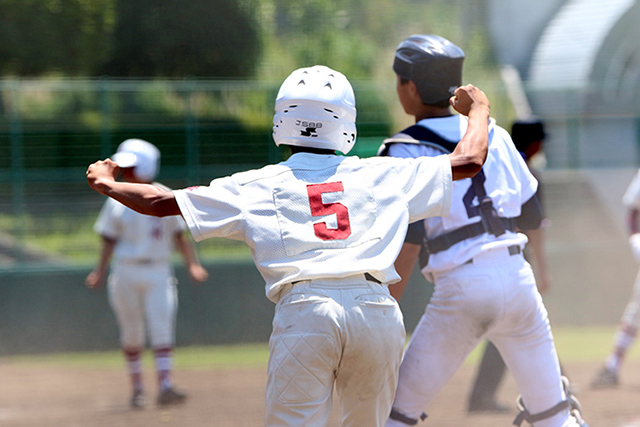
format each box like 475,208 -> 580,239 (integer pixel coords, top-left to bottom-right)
387,246 -> 580,427
266,275 -> 405,427
108,262 -> 178,349
620,268 -> 640,328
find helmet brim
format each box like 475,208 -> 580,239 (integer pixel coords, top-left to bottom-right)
112,152 -> 137,168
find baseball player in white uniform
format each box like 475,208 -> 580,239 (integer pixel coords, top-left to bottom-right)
85,65 -> 492,427
85,138 -> 209,408
380,35 -> 588,427
591,168 -> 640,388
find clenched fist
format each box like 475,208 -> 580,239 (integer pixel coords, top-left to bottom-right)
449,84 -> 490,117
86,159 -> 119,195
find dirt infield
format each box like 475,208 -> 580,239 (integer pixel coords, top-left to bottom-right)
0,358 -> 638,427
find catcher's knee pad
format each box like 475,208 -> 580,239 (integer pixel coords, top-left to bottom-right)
562,376 -> 589,427
389,408 -> 428,425
513,376 -> 589,427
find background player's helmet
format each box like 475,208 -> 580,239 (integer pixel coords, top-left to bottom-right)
511,118 -> 546,153
393,34 -> 465,105
112,138 -> 160,182
272,65 -> 357,155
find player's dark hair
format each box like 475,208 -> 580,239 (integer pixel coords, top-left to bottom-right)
398,77 -> 452,109
511,119 -> 545,153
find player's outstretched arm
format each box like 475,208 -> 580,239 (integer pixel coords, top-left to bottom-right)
86,159 -> 181,217
448,84 -> 490,181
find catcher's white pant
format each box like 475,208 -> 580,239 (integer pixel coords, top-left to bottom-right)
108,262 -> 178,349
266,275 -> 405,427
387,246 -> 579,427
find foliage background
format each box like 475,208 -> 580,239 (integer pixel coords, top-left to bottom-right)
0,0 -> 515,265
0,0 -> 499,84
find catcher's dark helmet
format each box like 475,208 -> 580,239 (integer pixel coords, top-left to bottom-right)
393,34 -> 465,106
511,119 -> 546,153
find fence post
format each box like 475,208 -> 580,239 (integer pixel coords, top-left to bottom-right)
99,78 -> 113,159
8,80 -> 25,263
184,81 -> 199,184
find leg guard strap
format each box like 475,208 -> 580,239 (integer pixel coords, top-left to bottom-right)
389,408 -> 428,425
513,399 -> 570,426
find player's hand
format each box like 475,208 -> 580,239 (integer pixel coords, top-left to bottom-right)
86,159 -> 119,195
85,270 -> 105,289
188,264 -> 209,284
630,233 -> 640,262
449,84 -> 490,117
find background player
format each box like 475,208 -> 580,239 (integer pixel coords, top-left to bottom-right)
85,138 -> 209,408
86,65 -> 491,427
590,167 -> 640,388
379,35 -> 588,427
467,118 -> 554,413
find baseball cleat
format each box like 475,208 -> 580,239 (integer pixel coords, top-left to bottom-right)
590,366 -> 619,389
157,386 -> 187,406
130,389 -> 145,409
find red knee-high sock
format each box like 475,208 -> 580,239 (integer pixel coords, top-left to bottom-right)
123,348 -> 143,391
154,347 -> 173,391
607,323 -> 638,372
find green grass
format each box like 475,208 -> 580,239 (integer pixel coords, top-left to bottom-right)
3,326 -> 637,370
462,325 -> 638,365
1,343 -> 270,370
0,212 -> 254,264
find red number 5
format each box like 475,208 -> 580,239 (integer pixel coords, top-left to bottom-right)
306,182 -> 351,240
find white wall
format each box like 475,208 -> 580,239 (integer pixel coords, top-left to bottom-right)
487,0 -> 565,74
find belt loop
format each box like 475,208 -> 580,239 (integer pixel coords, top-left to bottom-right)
276,283 -> 294,303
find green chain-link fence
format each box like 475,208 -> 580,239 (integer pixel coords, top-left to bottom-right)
0,78 -> 399,270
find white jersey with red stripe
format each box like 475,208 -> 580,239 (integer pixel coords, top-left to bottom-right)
383,115 -> 537,275
94,183 -> 187,264
174,152 -> 452,302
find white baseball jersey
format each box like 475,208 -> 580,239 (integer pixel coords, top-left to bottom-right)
94,183 -> 186,349
623,169 -> 640,209
383,116 -> 580,427
385,115 -> 538,274
174,152 -> 452,302
94,183 -> 187,264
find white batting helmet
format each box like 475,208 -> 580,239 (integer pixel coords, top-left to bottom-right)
111,138 -> 160,182
272,65 -> 357,154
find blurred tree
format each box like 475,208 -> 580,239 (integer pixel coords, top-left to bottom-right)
0,0 -> 260,78
258,0 -> 490,81
100,0 -> 261,78
0,0 -> 114,76
266,0 -> 380,79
